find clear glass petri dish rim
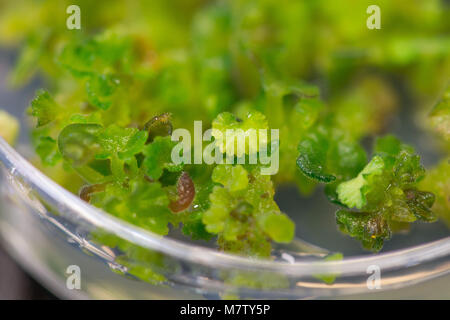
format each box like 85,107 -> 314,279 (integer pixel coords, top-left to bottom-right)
1,137 -> 449,279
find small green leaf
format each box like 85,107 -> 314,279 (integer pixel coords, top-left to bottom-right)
212,164 -> 248,193
97,125 -> 139,157
58,123 -> 108,183
260,213 -> 295,243
429,85 -> 450,141
203,186 -> 233,234
212,111 -> 268,157
336,210 -> 390,252
374,135 -> 414,169
30,90 -> 61,127
296,129 -> 336,182
118,130 -> 148,161
405,189 -> 436,222
58,31 -> 132,77
336,156 -> 385,209
90,180 -> 174,236
419,159 -> 450,225
58,123 -> 103,167
36,136 -> 61,166
86,74 -> 118,110
143,136 -> 183,180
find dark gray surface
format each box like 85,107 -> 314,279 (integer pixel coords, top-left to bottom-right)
0,244 -> 55,299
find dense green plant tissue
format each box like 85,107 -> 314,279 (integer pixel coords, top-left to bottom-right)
335,136 -> 436,251
0,0 -> 448,259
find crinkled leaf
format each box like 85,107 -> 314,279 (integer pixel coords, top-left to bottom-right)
336,135 -> 436,251
203,165 -> 294,256
211,164 -> 248,194
337,156 -> 385,209
296,128 -> 336,182
58,123 -> 109,183
203,186 -> 234,234
94,125 -> 148,180
58,31 -> 132,77
58,123 -> 103,166
429,85 -> 450,141
336,210 -> 390,252
97,125 -> 139,158
297,127 -> 367,184
36,136 -> 61,166
405,189 -> 436,222
374,135 -> 414,169
212,111 -> 268,157
86,74 -> 118,110
419,159 -> 450,225
143,136 -> 183,180
30,90 -> 61,127
90,180 -> 173,236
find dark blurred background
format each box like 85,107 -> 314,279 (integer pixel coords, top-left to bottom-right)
0,245 -> 55,299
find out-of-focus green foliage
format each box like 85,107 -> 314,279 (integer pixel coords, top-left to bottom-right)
92,232 -> 169,285
419,159 -> 450,226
